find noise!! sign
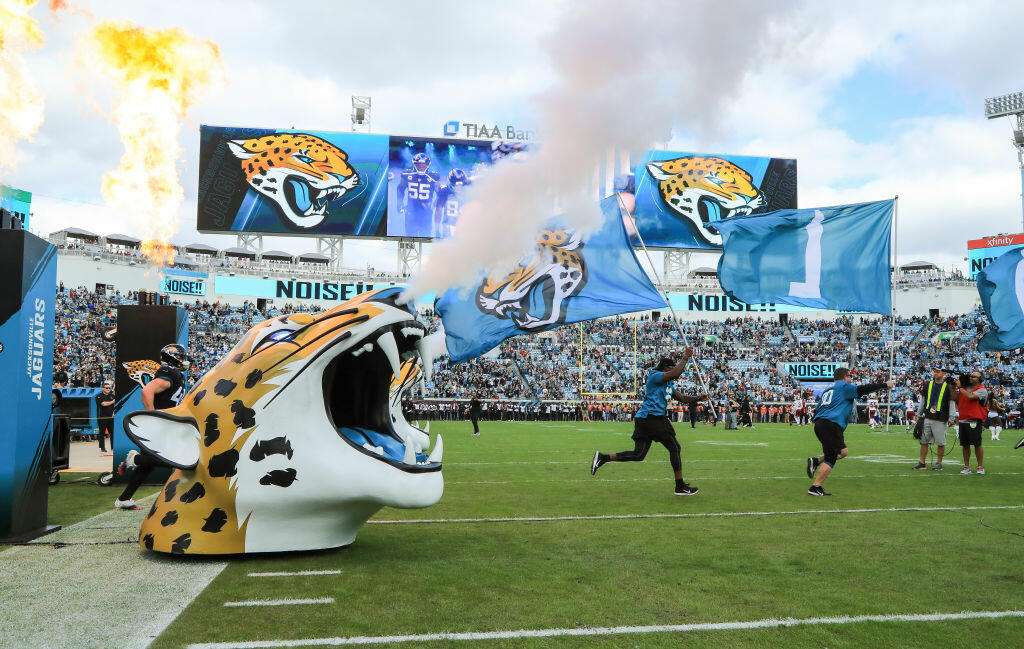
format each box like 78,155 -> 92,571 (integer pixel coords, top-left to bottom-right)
776,362 -> 847,380
159,277 -> 206,296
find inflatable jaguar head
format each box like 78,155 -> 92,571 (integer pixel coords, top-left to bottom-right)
124,287 -> 442,555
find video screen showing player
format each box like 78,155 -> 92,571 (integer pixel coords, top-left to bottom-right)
387,137 -> 530,239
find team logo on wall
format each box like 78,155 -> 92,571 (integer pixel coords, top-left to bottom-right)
646,155 -> 765,246
226,133 -> 361,231
122,359 -> 161,388
476,229 -> 588,331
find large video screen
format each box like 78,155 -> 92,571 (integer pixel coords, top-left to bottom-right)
968,233 -> 1024,279
196,126 -> 389,236
628,150 -> 797,250
386,136 -> 529,239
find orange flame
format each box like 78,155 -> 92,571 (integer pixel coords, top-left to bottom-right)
81,21 -> 223,267
0,0 -> 45,177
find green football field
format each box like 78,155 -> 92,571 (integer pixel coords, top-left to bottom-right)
43,422 -> 1024,647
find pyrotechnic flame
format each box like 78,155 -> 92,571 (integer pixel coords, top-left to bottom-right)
81,21 -> 223,267
0,0 -> 45,177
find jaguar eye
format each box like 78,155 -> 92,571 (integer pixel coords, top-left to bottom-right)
295,153 -> 314,165
703,172 -> 725,186
251,325 -> 301,354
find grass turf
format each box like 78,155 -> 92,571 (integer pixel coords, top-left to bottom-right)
65,422 -> 1024,647
45,472 -> 161,528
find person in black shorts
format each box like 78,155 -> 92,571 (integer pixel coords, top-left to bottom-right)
114,344 -> 189,510
469,394 -> 482,436
805,368 -> 891,495
95,381 -> 116,452
590,347 -> 709,496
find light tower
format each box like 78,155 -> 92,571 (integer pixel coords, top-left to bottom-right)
351,96 -> 371,133
984,90 -> 1024,229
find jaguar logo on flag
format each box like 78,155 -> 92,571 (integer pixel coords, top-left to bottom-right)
476,229 -> 588,331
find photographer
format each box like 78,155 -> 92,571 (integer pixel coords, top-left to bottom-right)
913,366 -> 957,471
957,371 -> 987,475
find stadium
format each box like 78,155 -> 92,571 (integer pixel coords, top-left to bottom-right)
3,3 -> 1024,649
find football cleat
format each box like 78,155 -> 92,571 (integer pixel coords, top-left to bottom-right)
674,482 -> 698,496
807,485 -> 831,496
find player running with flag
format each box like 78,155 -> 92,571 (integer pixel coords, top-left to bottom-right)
805,368 -> 892,496
591,348 -> 707,496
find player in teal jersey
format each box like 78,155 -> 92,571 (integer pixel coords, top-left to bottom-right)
806,367 -> 892,496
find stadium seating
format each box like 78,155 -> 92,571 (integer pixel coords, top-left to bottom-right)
51,287 -> 1024,413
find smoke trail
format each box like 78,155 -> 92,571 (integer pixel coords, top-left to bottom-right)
80,21 -> 223,266
0,0 -> 45,177
405,0 -> 797,300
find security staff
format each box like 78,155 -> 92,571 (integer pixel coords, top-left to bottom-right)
95,381 -> 116,452
914,367 -> 957,471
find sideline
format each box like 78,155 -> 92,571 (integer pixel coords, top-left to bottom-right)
186,609 -> 1024,648
0,492 -> 228,649
368,504 -> 1024,525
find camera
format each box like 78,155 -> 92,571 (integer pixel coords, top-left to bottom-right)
958,373 -> 972,387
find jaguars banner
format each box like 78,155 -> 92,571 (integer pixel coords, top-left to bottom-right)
630,150 -> 797,250
715,199 -> 894,315
436,197 -> 666,363
196,126 -> 389,236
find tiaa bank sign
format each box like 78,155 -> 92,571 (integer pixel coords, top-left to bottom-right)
159,276 -> 206,296
776,362 -> 846,380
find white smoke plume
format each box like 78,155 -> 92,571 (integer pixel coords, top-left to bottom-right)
404,0 -> 799,301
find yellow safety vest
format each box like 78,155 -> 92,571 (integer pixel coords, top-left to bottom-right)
926,380 -> 947,413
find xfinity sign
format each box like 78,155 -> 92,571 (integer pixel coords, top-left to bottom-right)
442,120 -> 536,141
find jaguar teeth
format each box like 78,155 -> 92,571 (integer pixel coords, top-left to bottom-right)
351,343 -> 373,357
377,331 -> 402,378
403,440 -> 416,465
427,435 -> 443,463
415,336 -> 433,381
361,443 -> 384,455
401,327 -> 424,339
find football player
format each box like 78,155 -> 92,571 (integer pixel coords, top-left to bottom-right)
397,152 -> 440,237
434,167 -> 470,238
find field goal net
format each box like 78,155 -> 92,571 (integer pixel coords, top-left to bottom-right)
577,316 -> 640,402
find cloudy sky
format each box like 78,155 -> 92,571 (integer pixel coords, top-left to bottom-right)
4,0 -> 1023,274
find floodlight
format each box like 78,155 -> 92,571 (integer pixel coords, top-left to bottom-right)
984,91 -> 1024,119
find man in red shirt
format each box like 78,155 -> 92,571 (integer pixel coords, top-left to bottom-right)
957,372 -> 988,475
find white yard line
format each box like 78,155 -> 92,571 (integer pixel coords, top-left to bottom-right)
248,570 -> 342,578
368,504 -> 1024,526
0,492 -> 228,649
224,598 -> 334,608
447,471 -> 1024,485
186,609 -> 1024,648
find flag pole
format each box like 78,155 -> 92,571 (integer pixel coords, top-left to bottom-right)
885,195 -> 899,432
615,194 -> 718,420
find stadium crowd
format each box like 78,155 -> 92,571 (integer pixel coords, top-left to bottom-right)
50,287 -> 1024,425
